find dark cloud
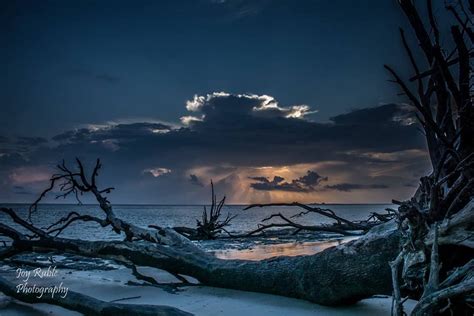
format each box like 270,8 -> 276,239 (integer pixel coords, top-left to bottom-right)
250,171 -> 327,192
324,183 -> 389,192
331,104 -> 407,125
0,93 -> 430,203
44,94 -> 424,170
298,170 -> 328,186
183,94 -> 422,162
249,176 -> 271,183
52,122 -> 173,144
189,174 -> 204,187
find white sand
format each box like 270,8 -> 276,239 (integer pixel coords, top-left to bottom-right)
0,264 -> 416,316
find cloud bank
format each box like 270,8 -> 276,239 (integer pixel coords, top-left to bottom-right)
249,171 -> 328,192
0,92 -> 430,203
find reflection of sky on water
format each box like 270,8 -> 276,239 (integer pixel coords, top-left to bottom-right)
213,238 -> 357,261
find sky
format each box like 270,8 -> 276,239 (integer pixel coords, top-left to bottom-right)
0,0 -> 443,204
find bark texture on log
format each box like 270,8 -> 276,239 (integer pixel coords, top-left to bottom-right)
5,220 -> 401,306
6,200 -> 471,310
0,276 -> 192,316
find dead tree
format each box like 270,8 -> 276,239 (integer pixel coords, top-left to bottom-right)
174,191 -> 377,240
383,0 -> 474,314
172,182 -> 236,240
224,203 -> 393,238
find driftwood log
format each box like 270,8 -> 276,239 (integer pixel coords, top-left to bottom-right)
0,276 -> 191,316
0,204 -> 401,306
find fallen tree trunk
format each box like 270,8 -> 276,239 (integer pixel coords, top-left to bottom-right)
3,219 -> 401,306
0,276 -> 192,316
201,221 -> 401,305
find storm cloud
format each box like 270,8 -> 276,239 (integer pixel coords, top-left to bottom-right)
324,183 -> 389,192
42,93 -> 423,167
0,92 -> 430,203
189,174 -> 204,187
250,171 -> 328,192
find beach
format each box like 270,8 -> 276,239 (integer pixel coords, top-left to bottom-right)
0,236 -> 416,316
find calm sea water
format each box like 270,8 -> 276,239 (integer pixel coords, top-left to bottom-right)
0,203 -> 393,241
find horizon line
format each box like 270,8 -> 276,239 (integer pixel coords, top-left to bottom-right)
0,202 -> 395,206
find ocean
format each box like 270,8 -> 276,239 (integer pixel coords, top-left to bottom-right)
0,203 -> 393,240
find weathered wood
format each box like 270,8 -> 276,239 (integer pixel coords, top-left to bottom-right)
2,220 -> 401,306
0,276 -> 192,316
